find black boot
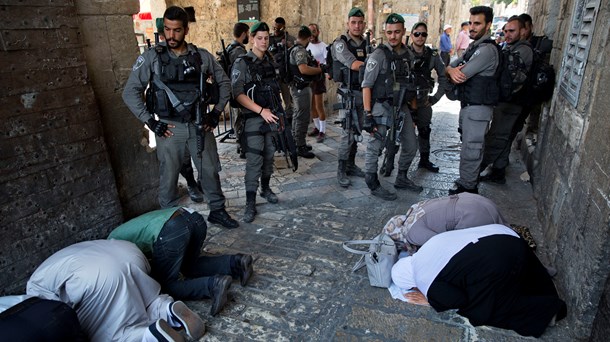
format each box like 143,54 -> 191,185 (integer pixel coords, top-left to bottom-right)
260,177 -> 278,203
479,167 -> 506,184
394,170 -> 423,192
346,142 -> 365,177
337,160 -> 351,187
380,144 -> 397,177
449,183 -> 479,195
418,152 -> 440,173
365,172 -> 397,201
244,191 -> 257,223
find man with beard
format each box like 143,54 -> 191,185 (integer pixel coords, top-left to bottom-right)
361,13 -> 423,201
446,6 -> 500,195
123,6 -> 239,228
269,17 -> 297,127
480,16 -> 533,184
332,7 -> 368,188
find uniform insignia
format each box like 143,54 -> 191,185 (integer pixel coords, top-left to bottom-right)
366,59 -> 378,72
335,41 -> 345,53
133,56 -> 145,71
471,50 -> 481,59
231,69 -> 241,82
296,50 -> 306,61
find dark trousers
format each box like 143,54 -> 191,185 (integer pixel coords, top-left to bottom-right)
440,51 -> 451,67
151,210 -> 233,300
427,235 -> 566,338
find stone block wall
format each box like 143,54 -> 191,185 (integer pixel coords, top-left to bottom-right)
0,0 -> 124,294
528,0 -> 610,338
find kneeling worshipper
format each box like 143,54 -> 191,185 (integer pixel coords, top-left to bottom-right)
391,224 -> 567,338
27,239 -> 206,342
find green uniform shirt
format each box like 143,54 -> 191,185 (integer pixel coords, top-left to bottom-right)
107,207 -> 180,257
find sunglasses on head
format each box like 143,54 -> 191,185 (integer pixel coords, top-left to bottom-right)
412,32 -> 428,37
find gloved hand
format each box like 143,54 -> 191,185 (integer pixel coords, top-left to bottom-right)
320,64 -> 328,74
428,95 -> 439,106
147,118 -> 169,137
362,112 -> 376,133
204,108 -> 222,129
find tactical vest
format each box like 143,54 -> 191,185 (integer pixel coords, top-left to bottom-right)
151,44 -> 203,121
458,39 -> 500,106
372,44 -> 417,104
241,55 -> 281,110
411,46 -> 437,100
289,45 -> 318,89
332,35 -> 367,89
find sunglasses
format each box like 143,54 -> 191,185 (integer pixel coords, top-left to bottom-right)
412,32 -> 428,38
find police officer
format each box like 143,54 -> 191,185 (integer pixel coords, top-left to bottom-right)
333,7 -> 368,188
228,22 -> 249,64
122,6 -> 239,228
480,16 -> 533,184
231,22 -> 282,223
269,17 -> 296,125
446,6 -> 500,194
361,13 -> 423,201
289,26 -> 324,158
409,22 -> 450,173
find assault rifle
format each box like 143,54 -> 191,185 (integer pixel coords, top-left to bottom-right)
333,67 -> 362,144
268,86 -> 299,171
195,70 -> 205,157
218,39 -> 232,75
380,87 -> 407,177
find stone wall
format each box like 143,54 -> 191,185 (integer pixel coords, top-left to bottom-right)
527,0 -> 610,338
0,0 -> 124,294
75,0 -> 160,218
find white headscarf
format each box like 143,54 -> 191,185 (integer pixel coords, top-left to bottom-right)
391,256 -> 417,290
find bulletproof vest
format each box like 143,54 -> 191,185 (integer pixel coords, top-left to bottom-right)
411,46 -> 436,96
241,55 -> 281,109
458,39 -> 500,106
332,35 -> 367,88
289,45 -> 318,87
372,45 -> 417,103
152,45 -> 203,120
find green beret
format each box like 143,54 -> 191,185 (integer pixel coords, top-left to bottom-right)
385,13 -> 405,24
348,7 -> 365,18
156,18 -> 164,33
250,21 -> 270,33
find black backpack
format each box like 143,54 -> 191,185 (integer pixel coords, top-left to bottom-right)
216,41 -> 239,75
527,50 -> 556,103
496,43 -> 530,102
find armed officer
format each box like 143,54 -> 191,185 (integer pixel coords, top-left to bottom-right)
269,17 -> 296,125
289,25 -> 324,158
333,7 -> 368,188
361,13 -> 423,201
409,22 -> 450,173
446,6 -> 500,195
231,22 -> 283,223
122,6 -> 239,228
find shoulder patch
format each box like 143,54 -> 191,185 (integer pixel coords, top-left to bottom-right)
132,55 -> 145,71
366,59 -> 378,72
296,50 -> 306,60
231,69 -> 241,83
335,41 -> 345,53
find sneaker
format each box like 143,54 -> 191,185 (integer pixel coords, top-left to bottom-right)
148,319 -> 185,342
187,185 -> 204,203
208,209 -> 239,229
316,132 -> 326,143
307,127 -> 320,137
297,146 -> 315,159
209,275 -> 232,316
169,301 -> 206,339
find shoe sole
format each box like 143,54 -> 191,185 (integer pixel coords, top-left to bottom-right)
211,276 -> 232,316
150,319 -> 185,342
170,301 -> 206,340
239,255 -> 254,286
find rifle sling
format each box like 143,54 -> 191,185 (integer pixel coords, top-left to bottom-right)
152,75 -> 188,113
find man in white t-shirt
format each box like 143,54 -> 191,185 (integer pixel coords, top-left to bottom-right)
306,23 -> 329,143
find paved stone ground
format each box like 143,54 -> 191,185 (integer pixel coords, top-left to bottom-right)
176,97 -> 570,341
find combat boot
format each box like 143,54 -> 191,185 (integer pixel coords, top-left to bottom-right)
337,160 -> 351,188
244,191 -> 257,223
394,170 -> 423,192
346,144 -> 365,177
479,167 -> 506,184
260,177 -> 278,203
418,152 -> 440,173
365,172 -> 397,201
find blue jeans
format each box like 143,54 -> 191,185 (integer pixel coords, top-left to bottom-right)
151,210 -> 233,299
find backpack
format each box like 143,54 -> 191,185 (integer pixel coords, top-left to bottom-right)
496,43 -> 530,102
273,45 -> 294,83
325,43 -> 335,80
527,50 -> 556,103
216,41 -> 239,75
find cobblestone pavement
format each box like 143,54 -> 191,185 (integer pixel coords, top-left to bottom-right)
177,97 -> 569,341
